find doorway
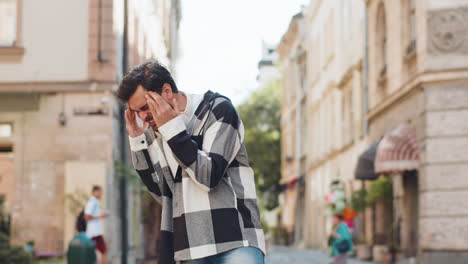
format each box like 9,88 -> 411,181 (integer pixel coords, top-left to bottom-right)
402,170 -> 419,258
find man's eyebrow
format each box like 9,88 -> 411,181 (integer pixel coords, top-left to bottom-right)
136,104 -> 148,112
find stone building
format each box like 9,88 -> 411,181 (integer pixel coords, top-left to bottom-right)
365,0 -> 468,262
277,11 -> 305,241
278,0 -> 366,248
278,0 -> 468,263
0,0 -> 180,262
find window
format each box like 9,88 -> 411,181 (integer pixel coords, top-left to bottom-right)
0,123 -> 12,137
342,84 -> 354,146
409,0 -> 416,43
324,12 -> 335,66
376,2 -> 387,76
0,0 -> 17,47
403,0 -> 416,55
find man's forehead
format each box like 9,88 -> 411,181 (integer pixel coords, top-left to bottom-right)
128,86 -> 147,111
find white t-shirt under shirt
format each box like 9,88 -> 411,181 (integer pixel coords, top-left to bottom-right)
84,196 -> 103,238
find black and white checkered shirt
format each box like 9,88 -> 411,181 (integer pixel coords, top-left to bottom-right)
129,91 -> 265,263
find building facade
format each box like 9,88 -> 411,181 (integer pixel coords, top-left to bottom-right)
278,0 -> 366,249
0,0 -> 180,262
366,0 -> 468,262
278,0 -> 468,263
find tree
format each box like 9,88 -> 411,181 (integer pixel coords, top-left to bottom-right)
237,80 -> 281,210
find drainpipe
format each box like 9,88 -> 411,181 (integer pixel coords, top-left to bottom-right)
119,0 -> 129,263
97,0 -> 108,63
363,3 -> 369,136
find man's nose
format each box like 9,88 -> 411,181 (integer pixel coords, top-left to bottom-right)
138,111 -> 148,121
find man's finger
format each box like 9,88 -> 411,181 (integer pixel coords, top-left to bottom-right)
146,93 -> 161,111
124,110 -> 129,121
173,98 -> 181,114
147,98 -> 158,116
149,91 -> 169,108
147,92 -> 162,106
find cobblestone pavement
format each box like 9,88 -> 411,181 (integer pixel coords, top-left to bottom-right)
265,246 -> 373,264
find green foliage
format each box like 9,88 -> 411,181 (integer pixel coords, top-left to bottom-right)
365,177 -> 393,204
115,160 -> 145,191
350,189 -> 368,212
237,80 -> 281,207
64,190 -> 89,215
0,198 -> 33,264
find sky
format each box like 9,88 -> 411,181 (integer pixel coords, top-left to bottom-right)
176,0 -> 309,105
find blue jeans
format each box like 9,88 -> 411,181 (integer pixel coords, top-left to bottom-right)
182,246 -> 264,264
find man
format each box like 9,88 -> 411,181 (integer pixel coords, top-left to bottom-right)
118,60 -> 265,264
67,211 -> 97,264
84,185 -> 109,264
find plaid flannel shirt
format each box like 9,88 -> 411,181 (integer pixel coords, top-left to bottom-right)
128,91 -> 265,263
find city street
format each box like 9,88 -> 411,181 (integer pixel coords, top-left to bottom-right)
266,246 -> 373,264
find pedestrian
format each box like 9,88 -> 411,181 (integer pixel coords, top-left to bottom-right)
84,185 -> 109,264
118,60 -> 266,264
67,211 -> 97,264
329,213 -> 353,264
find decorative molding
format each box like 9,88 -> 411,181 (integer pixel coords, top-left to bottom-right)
0,47 -> 25,56
367,70 -> 468,121
428,8 -> 468,54
0,81 -> 116,93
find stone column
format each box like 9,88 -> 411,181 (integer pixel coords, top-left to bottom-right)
420,83 -> 468,263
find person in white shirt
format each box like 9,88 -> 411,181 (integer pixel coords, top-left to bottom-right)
84,185 -> 109,264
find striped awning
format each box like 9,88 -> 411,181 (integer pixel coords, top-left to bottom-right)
375,123 -> 419,173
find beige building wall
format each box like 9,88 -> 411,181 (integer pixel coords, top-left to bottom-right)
366,0 -> 468,262
278,0 -> 367,249
303,0 -> 366,250
278,13 -> 301,234
63,161 -> 108,253
0,91 -> 116,253
0,0 -> 89,82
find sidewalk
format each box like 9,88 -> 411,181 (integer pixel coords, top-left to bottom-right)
266,246 -> 373,264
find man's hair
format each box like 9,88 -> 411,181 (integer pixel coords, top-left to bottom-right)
92,185 -> 101,192
117,60 -> 178,102
76,210 -> 87,232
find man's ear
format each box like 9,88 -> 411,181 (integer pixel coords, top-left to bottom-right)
161,83 -> 174,100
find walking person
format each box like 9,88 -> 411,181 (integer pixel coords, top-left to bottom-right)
118,60 -> 266,264
67,211 -> 97,264
329,213 -> 353,264
84,185 -> 109,264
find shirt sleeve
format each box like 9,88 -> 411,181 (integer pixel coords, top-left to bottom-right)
84,199 -> 94,215
158,99 -> 242,192
129,130 -> 164,203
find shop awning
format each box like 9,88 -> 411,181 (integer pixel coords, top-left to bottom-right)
354,141 -> 380,180
375,123 -> 419,173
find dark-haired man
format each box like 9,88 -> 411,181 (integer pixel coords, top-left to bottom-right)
118,60 -> 265,264
84,185 -> 108,264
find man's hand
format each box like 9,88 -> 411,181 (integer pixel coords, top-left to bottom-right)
100,212 -> 109,219
146,91 -> 181,128
125,107 -> 147,137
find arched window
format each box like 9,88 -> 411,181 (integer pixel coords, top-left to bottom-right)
376,2 -> 387,77
403,0 -> 416,54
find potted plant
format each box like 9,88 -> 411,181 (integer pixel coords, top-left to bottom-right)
355,237 -> 372,260
350,189 -> 373,260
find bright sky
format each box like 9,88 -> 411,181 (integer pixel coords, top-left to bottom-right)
176,0 -> 308,105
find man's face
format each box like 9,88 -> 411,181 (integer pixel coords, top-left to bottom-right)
127,84 -> 174,129
93,189 -> 102,199
128,85 -> 157,128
